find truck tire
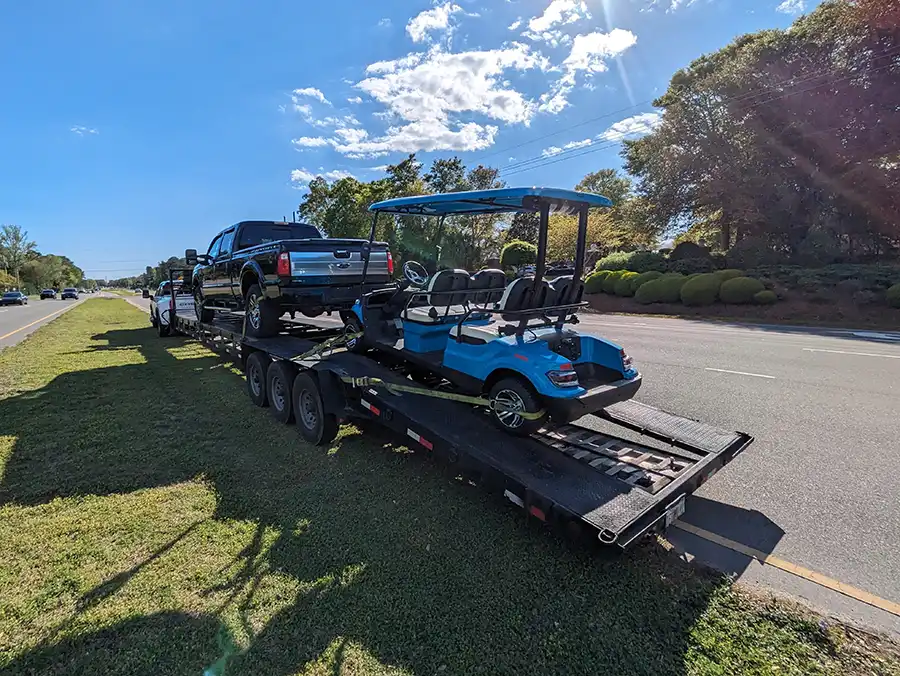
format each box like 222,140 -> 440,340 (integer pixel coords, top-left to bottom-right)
245,351 -> 269,407
150,309 -> 158,327
157,315 -> 170,337
488,377 -> 547,436
194,286 -> 215,323
245,283 -> 280,338
293,372 -> 338,445
266,360 -> 295,424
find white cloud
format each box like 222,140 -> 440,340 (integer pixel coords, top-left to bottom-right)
310,114 -> 361,129
70,125 -> 98,136
523,0 -> 590,45
542,146 -> 563,157
564,138 -> 592,149
775,0 -> 805,14
377,17 -> 392,28
508,18 -> 522,30
292,87 -> 330,105
563,29 -> 637,75
406,2 -> 462,43
293,103 -> 313,116
292,136 -> 331,149
291,168 -> 356,187
348,96 -> 363,104
369,165 -> 389,172
330,119 -> 498,158
334,127 -> 369,143
599,112 -> 661,141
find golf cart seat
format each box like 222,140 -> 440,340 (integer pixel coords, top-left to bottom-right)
495,277 -> 551,319
402,268 -> 470,324
469,269 -> 506,305
449,322 -> 503,345
545,275 -> 584,307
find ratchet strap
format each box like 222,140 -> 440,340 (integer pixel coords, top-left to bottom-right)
341,375 -> 547,420
290,330 -> 363,364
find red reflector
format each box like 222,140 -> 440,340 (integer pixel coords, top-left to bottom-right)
529,506 -> 546,521
560,362 -> 573,370
277,252 -> 291,276
387,251 -> 394,275
514,353 -> 528,362
361,399 -> 380,416
406,428 -> 433,450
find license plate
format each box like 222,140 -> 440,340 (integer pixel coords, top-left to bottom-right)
664,496 -> 686,527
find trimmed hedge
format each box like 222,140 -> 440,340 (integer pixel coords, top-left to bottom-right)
719,276 -> 766,304
753,290 -> 778,305
671,257 -> 714,276
635,274 -> 687,304
888,283 -> 900,308
595,250 -> 668,273
500,240 -> 537,268
714,269 -> 745,282
680,273 -> 722,306
614,272 -> 640,296
601,270 -> 625,294
670,241 -> 709,261
630,271 -> 663,294
584,272 -> 606,294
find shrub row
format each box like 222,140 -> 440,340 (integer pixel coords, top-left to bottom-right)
586,268 -> 778,306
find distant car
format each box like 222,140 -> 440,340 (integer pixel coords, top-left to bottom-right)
1,291 -> 28,306
40,289 -> 57,300
61,288 -> 79,300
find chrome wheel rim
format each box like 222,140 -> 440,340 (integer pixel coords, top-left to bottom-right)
248,294 -> 261,329
494,389 -> 525,429
299,390 -> 317,430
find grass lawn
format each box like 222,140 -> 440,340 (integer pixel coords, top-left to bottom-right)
0,299 -> 898,676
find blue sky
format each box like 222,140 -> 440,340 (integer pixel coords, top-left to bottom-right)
0,0 -> 816,279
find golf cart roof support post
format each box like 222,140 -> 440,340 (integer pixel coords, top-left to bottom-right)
531,200 -> 550,297
572,204 -> 588,300
435,215 -> 446,268
360,211 -> 379,289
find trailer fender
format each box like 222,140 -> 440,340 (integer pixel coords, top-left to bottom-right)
312,366 -> 349,417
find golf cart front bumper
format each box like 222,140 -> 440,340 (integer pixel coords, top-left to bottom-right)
547,374 -> 642,423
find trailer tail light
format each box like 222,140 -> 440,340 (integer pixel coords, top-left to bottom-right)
621,349 -> 634,370
386,250 -> 394,275
277,252 -> 291,276
547,369 -> 579,388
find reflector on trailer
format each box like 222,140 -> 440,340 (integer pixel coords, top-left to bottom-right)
529,505 -> 546,521
406,428 -> 433,450
360,399 -> 381,416
503,490 -> 524,508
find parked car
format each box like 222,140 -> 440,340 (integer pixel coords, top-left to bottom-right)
61,288 -> 79,300
188,220 -> 394,338
149,281 -> 194,336
1,291 -> 28,306
40,289 -> 57,300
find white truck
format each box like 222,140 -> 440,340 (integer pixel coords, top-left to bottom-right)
149,280 -> 194,336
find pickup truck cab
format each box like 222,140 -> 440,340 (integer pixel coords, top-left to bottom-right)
187,220 -> 394,338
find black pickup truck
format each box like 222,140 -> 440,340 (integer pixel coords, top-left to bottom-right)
187,220 -> 393,337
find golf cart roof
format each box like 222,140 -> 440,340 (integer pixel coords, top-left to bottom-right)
369,187 -> 613,216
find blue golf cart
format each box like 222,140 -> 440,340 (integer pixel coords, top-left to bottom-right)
345,187 -> 642,435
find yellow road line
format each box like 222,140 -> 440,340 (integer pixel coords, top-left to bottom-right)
0,303 -> 79,341
673,521 -> 900,617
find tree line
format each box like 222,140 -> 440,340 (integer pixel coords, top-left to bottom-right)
0,224 -> 88,293
296,0 -> 897,271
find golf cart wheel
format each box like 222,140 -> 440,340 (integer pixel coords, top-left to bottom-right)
245,351 -> 269,407
266,360 -> 295,424
342,313 -> 367,354
194,286 -> 214,322
245,283 -> 280,338
488,377 -> 547,436
293,372 -> 339,445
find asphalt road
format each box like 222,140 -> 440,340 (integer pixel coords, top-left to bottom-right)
0,297 -> 83,351
118,294 -> 900,634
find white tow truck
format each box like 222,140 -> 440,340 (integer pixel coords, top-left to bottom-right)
149,280 -> 194,336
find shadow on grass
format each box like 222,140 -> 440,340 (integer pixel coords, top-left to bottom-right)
0,324 -> 777,675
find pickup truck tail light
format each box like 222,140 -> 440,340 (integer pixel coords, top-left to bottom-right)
277,252 -> 291,276
387,251 -> 394,275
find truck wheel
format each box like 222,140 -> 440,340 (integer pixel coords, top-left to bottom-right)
245,351 -> 269,407
157,316 -> 170,337
245,284 -> 280,338
194,286 -> 214,323
150,309 -> 158,327
266,360 -> 294,423
293,372 -> 338,445
488,377 -> 547,436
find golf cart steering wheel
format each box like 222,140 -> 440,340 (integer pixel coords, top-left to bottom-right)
403,260 -> 429,287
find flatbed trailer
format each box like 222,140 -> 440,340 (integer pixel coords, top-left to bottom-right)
170,310 -> 753,549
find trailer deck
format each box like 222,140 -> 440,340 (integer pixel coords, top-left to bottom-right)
170,310 -> 752,548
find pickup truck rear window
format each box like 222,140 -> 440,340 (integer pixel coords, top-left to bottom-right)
237,223 -> 322,250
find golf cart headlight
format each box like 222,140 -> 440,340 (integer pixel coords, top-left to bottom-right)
547,369 -> 579,388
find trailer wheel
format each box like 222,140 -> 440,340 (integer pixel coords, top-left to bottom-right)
488,377 -> 547,436
266,361 -> 295,423
293,372 -> 338,445
245,351 -> 270,407
245,284 -> 280,338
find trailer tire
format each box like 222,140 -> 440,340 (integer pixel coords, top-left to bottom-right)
267,360 -> 295,423
488,377 -> 546,436
245,351 -> 269,407
194,286 -> 215,323
293,372 -> 338,445
245,283 -> 280,338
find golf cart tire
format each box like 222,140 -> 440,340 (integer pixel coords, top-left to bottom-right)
245,351 -> 270,407
266,360 -> 295,424
342,313 -> 368,354
488,376 -> 547,436
245,283 -> 280,339
194,286 -> 215,323
293,372 -> 338,445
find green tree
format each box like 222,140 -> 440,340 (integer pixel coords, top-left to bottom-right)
506,211 -> 539,245
576,169 -> 632,206
0,225 -> 37,286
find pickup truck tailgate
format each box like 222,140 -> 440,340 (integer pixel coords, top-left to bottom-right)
286,241 -> 390,281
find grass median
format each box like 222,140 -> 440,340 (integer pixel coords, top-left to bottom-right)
0,299 -> 897,676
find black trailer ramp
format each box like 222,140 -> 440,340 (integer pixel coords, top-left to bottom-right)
171,312 -> 753,550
